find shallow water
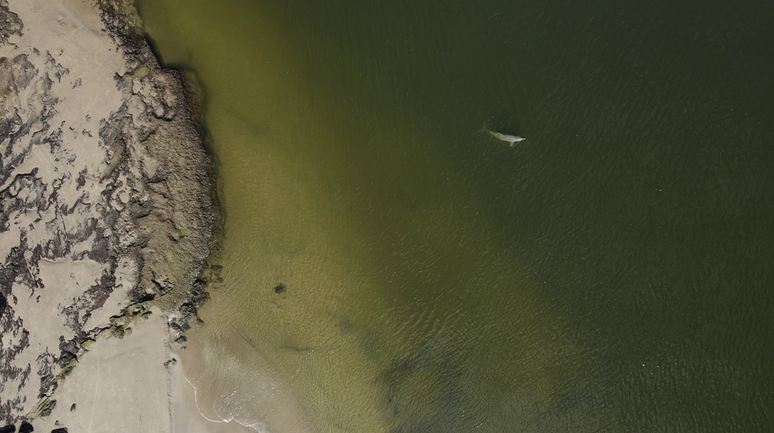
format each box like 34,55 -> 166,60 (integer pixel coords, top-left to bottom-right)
136,0 -> 774,431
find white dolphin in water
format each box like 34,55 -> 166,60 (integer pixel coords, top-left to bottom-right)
486,129 -> 526,146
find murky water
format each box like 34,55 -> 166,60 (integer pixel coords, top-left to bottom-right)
136,0 -> 774,431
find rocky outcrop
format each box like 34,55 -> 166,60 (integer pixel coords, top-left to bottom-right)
0,0 -> 214,425
0,1 -> 23,45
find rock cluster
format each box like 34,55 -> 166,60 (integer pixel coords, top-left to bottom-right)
1,420 -> 60,432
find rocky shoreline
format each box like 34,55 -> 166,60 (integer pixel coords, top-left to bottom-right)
1,0 -> 218,430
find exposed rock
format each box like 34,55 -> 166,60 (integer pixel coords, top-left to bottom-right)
0,0 -> 215,425
0,1 -> 23,45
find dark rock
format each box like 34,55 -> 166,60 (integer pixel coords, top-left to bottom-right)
69,403 -> 75,412
0,423 -> 16,433
37,400 -> 55,418
0,0 -> 23,44
178,302 -> 196,318
50,429 -> 67,433
95,0 -> 149,60
58,338 -> 79,361
274,283 -> 286,294
110,326 -> 125,339
18,422 -> 32,433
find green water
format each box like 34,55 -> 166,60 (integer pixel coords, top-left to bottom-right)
136,0 -> 774,431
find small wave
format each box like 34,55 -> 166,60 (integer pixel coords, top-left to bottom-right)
183,372 -> 270,433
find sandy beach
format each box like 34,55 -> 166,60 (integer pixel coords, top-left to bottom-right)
0,0 -> 241,431
30,307 -> 256,433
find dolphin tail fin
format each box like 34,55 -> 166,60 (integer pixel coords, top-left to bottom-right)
479,121 -> 488,133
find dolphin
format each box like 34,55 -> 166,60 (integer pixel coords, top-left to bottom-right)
486,129 -> 526,146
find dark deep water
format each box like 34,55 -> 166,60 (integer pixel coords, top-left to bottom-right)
137,0 -> 774,431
